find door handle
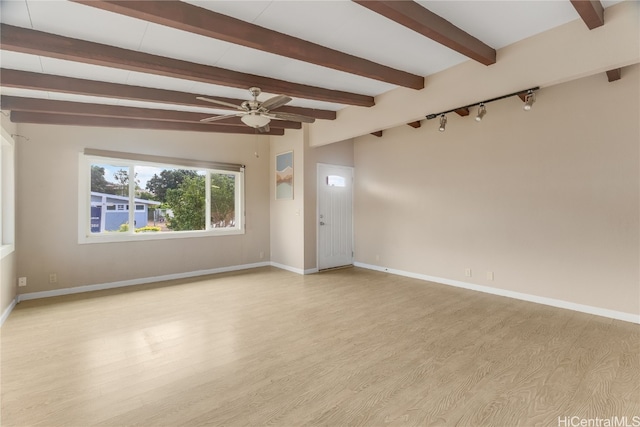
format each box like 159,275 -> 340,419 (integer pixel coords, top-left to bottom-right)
320,221 -> 326,226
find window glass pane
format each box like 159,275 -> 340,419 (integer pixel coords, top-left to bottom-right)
211,173 -> 236,228
134,165 -> 164,233
1,135 -> 15,254
90,163 -> 130,233
327,175 -> 346,187
142,166 -> 206,232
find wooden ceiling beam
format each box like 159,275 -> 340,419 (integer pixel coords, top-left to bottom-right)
606,68 -> 621,82
517,91 -> 528,102
371,131 -> 383,137
454,107 -> 470,117
0,69 -> 336,120
407,121 -> 421,128
0,96 -> 302,129
10,111 -> 285,135
0,24 -> 374,107
353,1 -> 496,66
570,0 -> 604,30
72,0 -> 424,90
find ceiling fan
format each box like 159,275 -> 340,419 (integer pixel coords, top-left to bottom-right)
197,87 -> 315,132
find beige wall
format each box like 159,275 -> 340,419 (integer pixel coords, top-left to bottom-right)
269,126 -> 354,272
4,68 -> 638,319
270,128 -> 305,271
1,115 -> 18,318
0,253 -> 16,317
354,65 -> 640,316
15,124 -> 271,293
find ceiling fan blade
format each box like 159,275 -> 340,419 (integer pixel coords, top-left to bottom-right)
196,96 -> 244,110
257,124 -> 271,133
260,94 -> 292,111
264,112 -> 315,123
200,114 -> 241,123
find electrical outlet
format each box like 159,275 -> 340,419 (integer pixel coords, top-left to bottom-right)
375,254 -> 380,262
18,277 -> 27,287
259,251 -> 265,259
487,271 -> 494,281
49,273 -> 57,284
465,268 -> 472,277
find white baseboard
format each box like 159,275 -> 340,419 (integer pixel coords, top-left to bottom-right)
354,262 -> 640,325
0,297 -> 17,327
269,262 -> 317,275
17,262 -> 271,302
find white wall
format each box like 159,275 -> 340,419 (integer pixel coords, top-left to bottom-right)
354,65 -> 640,316
15,124 -> 271,293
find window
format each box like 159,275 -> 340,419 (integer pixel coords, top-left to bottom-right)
79,150 -> 244,243
327,175 -> 346,187
1,130 -> 15,258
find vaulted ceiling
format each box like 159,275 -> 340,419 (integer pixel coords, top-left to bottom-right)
0,0 -> 630,138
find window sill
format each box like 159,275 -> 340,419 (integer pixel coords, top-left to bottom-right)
0,244 -> 15,260
78,228 -> 244,244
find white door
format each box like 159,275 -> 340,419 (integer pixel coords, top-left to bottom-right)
317,164 -> 354,270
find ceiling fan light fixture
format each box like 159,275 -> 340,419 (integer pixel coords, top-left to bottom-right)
241,113 -> 271,128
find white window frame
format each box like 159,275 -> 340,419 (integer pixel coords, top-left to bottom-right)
78,152 -> 245,244
0,128 -> 16,259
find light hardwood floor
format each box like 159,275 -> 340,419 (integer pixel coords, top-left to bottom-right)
1,267 -> 638,426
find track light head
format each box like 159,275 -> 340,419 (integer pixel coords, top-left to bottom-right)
475,103 -> 486,122
438,114 -> 447,132
523,90 -> 536,111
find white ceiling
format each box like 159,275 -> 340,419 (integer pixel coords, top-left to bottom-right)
0,0 -> 625,118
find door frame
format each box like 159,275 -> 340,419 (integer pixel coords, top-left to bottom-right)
316,163 -> 354,271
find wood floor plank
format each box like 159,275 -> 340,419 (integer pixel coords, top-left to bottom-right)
1,267 -> 638,426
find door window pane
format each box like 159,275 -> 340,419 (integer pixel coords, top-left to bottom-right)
327,175 -> 346,187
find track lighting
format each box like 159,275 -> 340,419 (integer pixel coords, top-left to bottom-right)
438,114 -> 447,132
425,87 -> 538,132
475,103 -> 486,122
523,90 -> 536,111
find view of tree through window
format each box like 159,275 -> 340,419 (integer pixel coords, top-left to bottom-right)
164,173 -> 206,231
211,173 -> 236,228
87,158 -> 241,237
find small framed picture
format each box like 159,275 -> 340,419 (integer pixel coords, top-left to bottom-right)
275,151 -> 293,200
